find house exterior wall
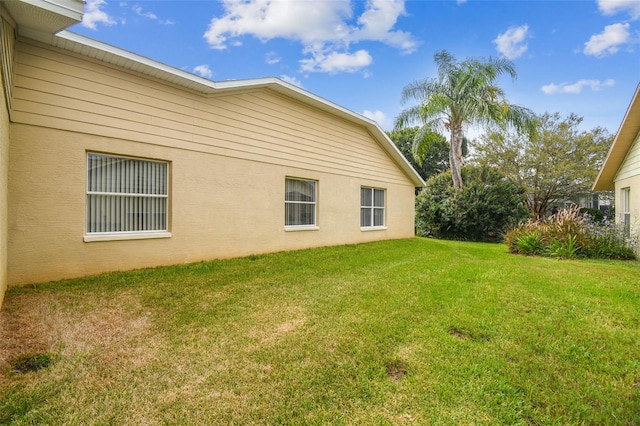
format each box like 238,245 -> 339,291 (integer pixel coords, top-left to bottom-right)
0,11 -> 15,306
614,131 -> 640,252
616,131 -> 640,181
7,38 -> 417,286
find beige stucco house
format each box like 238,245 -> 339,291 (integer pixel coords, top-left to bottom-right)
593,83 -> 640,249
0,0 -> 424,306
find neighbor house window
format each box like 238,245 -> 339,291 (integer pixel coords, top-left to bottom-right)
361,187 -> 385,228
622,187 -> 631,237
285,178 -> 317,228
86,153 -> 169,240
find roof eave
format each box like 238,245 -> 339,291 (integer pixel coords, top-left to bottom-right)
593,83 -> 640,191
2,0 -> 84,38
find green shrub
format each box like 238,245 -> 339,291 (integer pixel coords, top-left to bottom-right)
416,166 -> 530,242
505,206 -> 637,260
579,207 -> 604,223
513,231 -> 545,256
547,235 -> 580,259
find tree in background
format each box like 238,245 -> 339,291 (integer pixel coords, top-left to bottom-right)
386,127 -> 449,182
473,112 -> 613,219
395,50 -> 535,189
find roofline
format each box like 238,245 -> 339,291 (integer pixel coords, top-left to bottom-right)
52,31 -> 425,187
593,82 -> 640,191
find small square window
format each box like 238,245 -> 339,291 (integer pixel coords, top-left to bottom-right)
361,187 -> 385,228
285,178 -> 317,227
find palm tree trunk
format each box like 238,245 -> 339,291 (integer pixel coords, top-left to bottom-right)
450,125 -> 464,189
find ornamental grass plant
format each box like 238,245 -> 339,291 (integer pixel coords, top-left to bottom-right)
505,206 -> 637,260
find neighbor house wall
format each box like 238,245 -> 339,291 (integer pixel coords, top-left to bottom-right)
615,131 -> 640,182
0,10 -> 15,305
7,38 -> 417,285
614,131 -> 640,252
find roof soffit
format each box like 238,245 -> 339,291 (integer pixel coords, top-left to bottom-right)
2,0 -> 83,37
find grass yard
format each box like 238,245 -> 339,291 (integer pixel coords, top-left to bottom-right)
1,238 -> 639,425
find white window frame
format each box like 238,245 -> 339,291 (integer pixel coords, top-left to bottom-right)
85,152 -> 171,242
285,177 -> 318,231
361,187 -> 386,230
622,187 -> 631,237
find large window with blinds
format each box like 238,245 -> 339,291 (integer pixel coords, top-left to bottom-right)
361,187 -> 385,228
285,178 -> 317,228
86,153 -> 169,238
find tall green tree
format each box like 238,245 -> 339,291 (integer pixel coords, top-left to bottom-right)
395,50 -> 535,189
473,112 -> 613,219
386,127 -> 449,182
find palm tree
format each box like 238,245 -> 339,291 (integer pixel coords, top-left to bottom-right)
395,50 -> 535,189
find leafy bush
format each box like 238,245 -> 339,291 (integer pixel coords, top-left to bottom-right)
579,207 -> 604,223
416,166 -> 530,242
505,206 -> 637,260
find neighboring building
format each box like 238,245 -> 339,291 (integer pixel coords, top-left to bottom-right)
593,83 -> 640,246
0,1 -> 424,306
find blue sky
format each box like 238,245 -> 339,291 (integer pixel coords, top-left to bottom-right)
71,0 -> 639,136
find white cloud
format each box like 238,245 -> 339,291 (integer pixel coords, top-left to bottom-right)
203,0 -> 353,50
541,79 -> 615,94
299,49 -> 373,74
82,0 -> 117,30
457,0 -> 468,4
597,0 -> 640,19
351,0 -> 417,53
266,52 -> 280,65
584,23 -> 630,57
132,4 -> 174,25
193,64 -> 213,79
362,109 -> 392,130
280,74 -> 303,88
493,25 -> 529,59
203,0 -> 416,74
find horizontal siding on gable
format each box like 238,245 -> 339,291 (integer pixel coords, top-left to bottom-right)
13,39 -> 411,185
616,132 -> 640,181
1,16 -> 15,114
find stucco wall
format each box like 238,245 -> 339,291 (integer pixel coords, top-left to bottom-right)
8,124 -> 415,285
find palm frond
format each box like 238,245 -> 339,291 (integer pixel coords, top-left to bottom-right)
394,106 -> 424,129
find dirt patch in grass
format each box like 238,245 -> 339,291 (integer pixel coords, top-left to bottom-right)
447,325 -> 491,342
386,359 -> 407,381
247,306 -> 307,345
10,352 -> 54,374
0,290 -> 160,383
0,294 -> 53,373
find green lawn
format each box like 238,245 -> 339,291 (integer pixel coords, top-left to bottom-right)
1,238 -> 639,425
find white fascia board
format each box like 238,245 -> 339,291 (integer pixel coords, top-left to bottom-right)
53,31 -> 425,187
21,0 -> 84,20
56,31 -> 219,92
